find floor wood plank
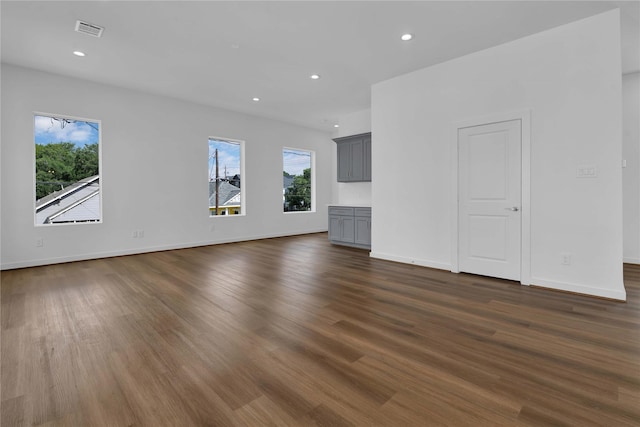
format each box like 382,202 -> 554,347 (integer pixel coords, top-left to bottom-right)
2,233 -> 639,426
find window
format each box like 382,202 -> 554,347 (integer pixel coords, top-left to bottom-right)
34,114 -> 101,225
283,148 -> 313,212
209,137 -> 243,216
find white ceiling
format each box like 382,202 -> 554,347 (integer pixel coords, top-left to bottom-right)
2,1 -> 639,131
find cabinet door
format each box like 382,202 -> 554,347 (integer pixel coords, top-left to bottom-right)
328,215 -> 342,241
363,136 -> 372,182
334,133 -> 371,183
354,217 -> 371,246
337,143 -> 351,182
341,216 -> 355,242
350,139 -> 364,181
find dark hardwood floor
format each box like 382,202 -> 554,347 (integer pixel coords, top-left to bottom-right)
2,233 -> 639,426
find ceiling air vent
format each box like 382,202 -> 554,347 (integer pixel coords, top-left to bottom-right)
75,20 -> 104,38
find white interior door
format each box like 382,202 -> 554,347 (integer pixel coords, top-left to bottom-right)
458,119 -> 521,281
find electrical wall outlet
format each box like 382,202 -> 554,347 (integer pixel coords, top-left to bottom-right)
132,230 -> 138,238
561,253 -> 572,265
138,229 -> 144,238
36,238 -> 44,247
577,165 -> 597,178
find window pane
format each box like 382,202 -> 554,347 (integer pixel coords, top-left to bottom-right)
283,148 -> 312,212
34,114 -> 101,225
209,138 -> 242,216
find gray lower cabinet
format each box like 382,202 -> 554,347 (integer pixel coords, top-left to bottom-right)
329,206 -> 371,249
354,208 -> 372,246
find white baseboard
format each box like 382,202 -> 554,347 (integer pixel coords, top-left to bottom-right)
530,276 -> 627,301
369,251 -> 451,271
623,257 -> 640,265
0,229 -> 327,270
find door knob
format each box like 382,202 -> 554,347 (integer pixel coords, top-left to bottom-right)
505,207 -> 519,211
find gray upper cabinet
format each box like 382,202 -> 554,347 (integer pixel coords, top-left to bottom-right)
337,142 -> 351,182
333,132 -> 371,182
363,135 -> 371,181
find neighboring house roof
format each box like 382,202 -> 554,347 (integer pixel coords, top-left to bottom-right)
35,175 -> 100,224
228,174 -> 241,188
209,181 -> 241,207
225,192 -> 241,206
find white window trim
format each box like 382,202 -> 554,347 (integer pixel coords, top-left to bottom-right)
208,136 -> 246,217
33,112 -> 103,227
283,146 -> 315,214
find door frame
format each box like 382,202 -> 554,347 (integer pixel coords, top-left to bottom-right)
450,110 -> 531,285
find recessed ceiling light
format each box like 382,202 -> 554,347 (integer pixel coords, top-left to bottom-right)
73,51 -> 86,57
401,33 -> 413,41
334,124 -> 339,128
310,74 -> 320,80
252,97 -> 260,102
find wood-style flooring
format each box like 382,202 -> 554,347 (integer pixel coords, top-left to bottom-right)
1,233 -> 639,426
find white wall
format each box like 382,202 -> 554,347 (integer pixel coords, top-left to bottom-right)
1,64 -> 333,269
623,72 -> 640,264
331,108 -> 372,206
371,10 -> 625,300
334,109 -> 372,138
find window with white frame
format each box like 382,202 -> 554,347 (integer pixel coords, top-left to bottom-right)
209,137 -> 243,216
34,114 -> 101,225
283,148 -> 313,212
